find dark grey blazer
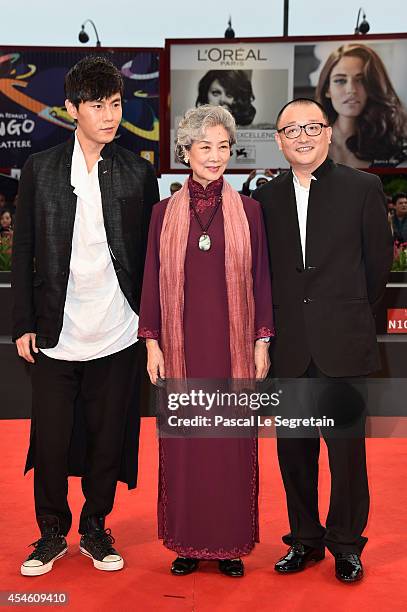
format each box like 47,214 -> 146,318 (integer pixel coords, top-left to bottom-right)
11,136 -> 159,348
252,158 -> 393,377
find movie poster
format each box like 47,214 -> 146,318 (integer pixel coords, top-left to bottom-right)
168,42 -> 292,170
293,38 -> 407,169
167,36 -> 407,171
0,48 -> 160,171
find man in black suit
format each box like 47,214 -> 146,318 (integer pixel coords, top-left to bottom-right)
12,56 -> 159,576
253,98 -> 392,583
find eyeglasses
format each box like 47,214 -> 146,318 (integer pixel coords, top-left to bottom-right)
277,123 -> 328,139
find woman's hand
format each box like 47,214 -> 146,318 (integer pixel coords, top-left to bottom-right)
254,340 -> 270,380
146,339 -> 165,386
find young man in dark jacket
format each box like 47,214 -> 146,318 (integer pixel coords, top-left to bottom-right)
12,56 -> 159,576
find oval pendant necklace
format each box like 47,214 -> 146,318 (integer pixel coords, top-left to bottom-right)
190,195 -> 222,251
199,233 -> 211,251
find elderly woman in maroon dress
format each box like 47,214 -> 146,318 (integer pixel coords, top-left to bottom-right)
138,105 -> 273,577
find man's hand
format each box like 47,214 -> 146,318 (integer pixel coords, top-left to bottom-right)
146,338 -> 165,386
16,332 -> 38,363
254,340 -> 271,380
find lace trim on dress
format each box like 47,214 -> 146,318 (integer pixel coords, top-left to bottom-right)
162,539 -> 256,560
138,327 -> 159,339
255,326 -> 274,340
188,176 -> 223,213
158,436 -> 169,542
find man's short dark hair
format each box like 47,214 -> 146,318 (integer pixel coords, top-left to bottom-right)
276,98 -> 329,129
64,56 -> 124,108
392,192 -> 407,204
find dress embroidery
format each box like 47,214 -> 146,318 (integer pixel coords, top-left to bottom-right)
138,327 -> 159,339
188,176 -> 223,213
255,326 -> 274,340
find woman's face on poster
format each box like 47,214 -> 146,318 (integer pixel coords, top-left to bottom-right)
207,79 -> 234,110
326,56 -> 368,119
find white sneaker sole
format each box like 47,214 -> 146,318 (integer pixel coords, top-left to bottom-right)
21,546 -> 68,576
79,546 -> 124,571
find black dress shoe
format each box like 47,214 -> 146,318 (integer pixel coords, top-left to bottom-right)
218,558 -> 244,577
274,542 -> 325,573
335,553 -> 363,583
171,557 -> 199,576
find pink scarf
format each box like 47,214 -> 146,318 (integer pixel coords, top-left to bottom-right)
159,178 -> 255,379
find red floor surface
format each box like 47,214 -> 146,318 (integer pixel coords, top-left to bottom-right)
0,418 -> 406,611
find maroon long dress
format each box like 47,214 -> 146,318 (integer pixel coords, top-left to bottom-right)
138,177 -> 273,559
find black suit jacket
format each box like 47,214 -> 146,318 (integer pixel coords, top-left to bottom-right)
11,136 -> 159,348
252,158 -> 393,377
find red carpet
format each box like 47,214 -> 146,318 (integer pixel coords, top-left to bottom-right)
0,418 -> 406,611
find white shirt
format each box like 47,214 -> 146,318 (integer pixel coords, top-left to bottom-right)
41,134 -> 138,361
292,171 -> 317,266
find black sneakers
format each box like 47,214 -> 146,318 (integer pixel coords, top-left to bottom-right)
21,515 -> 122,574
79,516 -> 123,571
21,516 -> 67,576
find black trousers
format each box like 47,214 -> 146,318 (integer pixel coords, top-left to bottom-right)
276,361 -> 369,555
30,342 -> 139,536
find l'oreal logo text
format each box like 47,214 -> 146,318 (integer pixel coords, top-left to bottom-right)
197,48 -> 268,65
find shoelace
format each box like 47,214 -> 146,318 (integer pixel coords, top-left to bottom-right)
85,528 -> 116,554
28,534 -> 60,559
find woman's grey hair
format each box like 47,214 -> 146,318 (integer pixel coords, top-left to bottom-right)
174,104 -> 237,165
